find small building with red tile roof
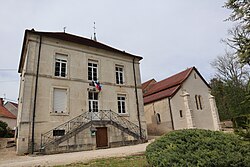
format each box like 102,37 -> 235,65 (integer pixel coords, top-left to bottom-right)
142,67 -> 220,136
0,98 -> 17,130
4,101 -> 18,117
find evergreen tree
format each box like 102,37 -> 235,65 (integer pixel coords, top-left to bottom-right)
224,0 -> 250,65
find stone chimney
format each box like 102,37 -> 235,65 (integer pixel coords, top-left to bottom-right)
0,98 -> 3,106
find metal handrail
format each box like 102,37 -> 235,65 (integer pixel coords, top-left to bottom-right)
41,110 -> 146,149
41,111 -> 91,147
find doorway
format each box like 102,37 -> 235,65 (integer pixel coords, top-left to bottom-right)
96,127 -> 108,148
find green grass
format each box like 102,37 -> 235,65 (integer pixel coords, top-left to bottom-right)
55,154 -> 149,167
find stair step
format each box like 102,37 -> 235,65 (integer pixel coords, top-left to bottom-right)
41,110 -> 146,151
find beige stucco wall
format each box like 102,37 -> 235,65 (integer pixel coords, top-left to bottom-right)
144,69 -> 220,135
144,98 -> 173,136
181,70 -> 219,130
170,90 -> 188,130
17,33 -> 146,154
0,117 -> 16,130
170,70 -> 220,130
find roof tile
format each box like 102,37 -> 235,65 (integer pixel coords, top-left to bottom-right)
144,85 -> 181,104
0,106 -> 16,119
143,67 -> 194,97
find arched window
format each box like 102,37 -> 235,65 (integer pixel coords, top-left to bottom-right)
198,95 -> 203,110
179,110 -> 183,118
195,95 -> 199,110
156,113 -> 161,124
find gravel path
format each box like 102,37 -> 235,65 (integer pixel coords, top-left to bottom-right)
0,141 -> 152,167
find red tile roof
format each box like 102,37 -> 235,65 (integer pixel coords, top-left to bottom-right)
142,79 -> 156,93
0,105 -> 16,119
144,85 -> 181,104
142,67 -> 210,104
144,67 -> 194,97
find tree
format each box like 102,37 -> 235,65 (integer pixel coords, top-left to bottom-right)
0,120 -> 8,137
224,0 -> 250,65
211,51 -> 249,87
210,78 -> 250,120
0,120 -> 14,138
210,52 -> 250,120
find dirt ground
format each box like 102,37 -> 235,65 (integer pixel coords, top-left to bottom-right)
0,141 -> 153,167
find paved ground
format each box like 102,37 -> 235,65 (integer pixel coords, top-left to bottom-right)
0,141 -> 152,167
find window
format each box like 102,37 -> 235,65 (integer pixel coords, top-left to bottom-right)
116,65 -> 124,84
55,54 -> 67,77
195,95 -> 199,110
195,95 -> 203,110
179,110 -> 183,118
198,95 -> 203,110
88,91 -> 98,112
88,61 -> 98,81
156,113 -> 161,124
53,88 -> 67,114
117,95 -> 126,114
53,129 -> 65,136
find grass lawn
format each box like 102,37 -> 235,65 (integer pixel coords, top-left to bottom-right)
55,154 -> 149,167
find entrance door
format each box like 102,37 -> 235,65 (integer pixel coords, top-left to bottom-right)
88,91 -> 99,120
96,127 -> 108,148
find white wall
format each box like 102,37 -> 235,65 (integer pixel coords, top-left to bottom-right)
144,98 -> 173,135
0,117 -> 16,130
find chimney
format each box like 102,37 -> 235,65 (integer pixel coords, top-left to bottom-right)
0,98 -> 3,106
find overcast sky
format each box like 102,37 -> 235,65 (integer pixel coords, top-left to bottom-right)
0,0 -> 233,102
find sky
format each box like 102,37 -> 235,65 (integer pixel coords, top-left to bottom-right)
0,0 -> 234,102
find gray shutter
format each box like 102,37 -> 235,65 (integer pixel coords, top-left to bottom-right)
53,88 -> 67,113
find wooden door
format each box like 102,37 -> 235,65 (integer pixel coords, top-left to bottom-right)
96,127 -> 108,148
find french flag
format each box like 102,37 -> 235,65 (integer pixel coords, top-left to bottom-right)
93,80 -> 102,91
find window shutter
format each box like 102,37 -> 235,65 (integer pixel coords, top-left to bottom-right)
53,88 -> 67,113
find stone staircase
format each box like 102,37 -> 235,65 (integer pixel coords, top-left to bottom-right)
40,110 -> 146,152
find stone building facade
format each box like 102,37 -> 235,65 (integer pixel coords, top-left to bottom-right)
143,67 -> 220,136
17,29 -> 147,154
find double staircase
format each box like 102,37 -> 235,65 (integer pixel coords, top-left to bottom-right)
40,110 -> 146,152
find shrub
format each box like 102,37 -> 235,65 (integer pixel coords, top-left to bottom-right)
232,114 -> 250,140
0,120 -> 8,137
0,120 -> 14,138
146,129 -> 250,167
232,114 -> 250,129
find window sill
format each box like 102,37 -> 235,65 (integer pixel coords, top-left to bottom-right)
118,113 -> 129,117
50,112 -> 69,116
53,76 -> 69,80
116,83 -> 125,86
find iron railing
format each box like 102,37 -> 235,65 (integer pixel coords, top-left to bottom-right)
41,111 -> 91,148
41,110 -> 146,150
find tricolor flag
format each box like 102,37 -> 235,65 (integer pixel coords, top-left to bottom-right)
93,80 -> 102,91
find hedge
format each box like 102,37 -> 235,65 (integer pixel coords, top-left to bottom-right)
232,114 -> 250,129
232,114 -> 250,140
146,129 -> 250,167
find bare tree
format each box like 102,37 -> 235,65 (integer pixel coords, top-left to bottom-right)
211,51 -> 250,86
